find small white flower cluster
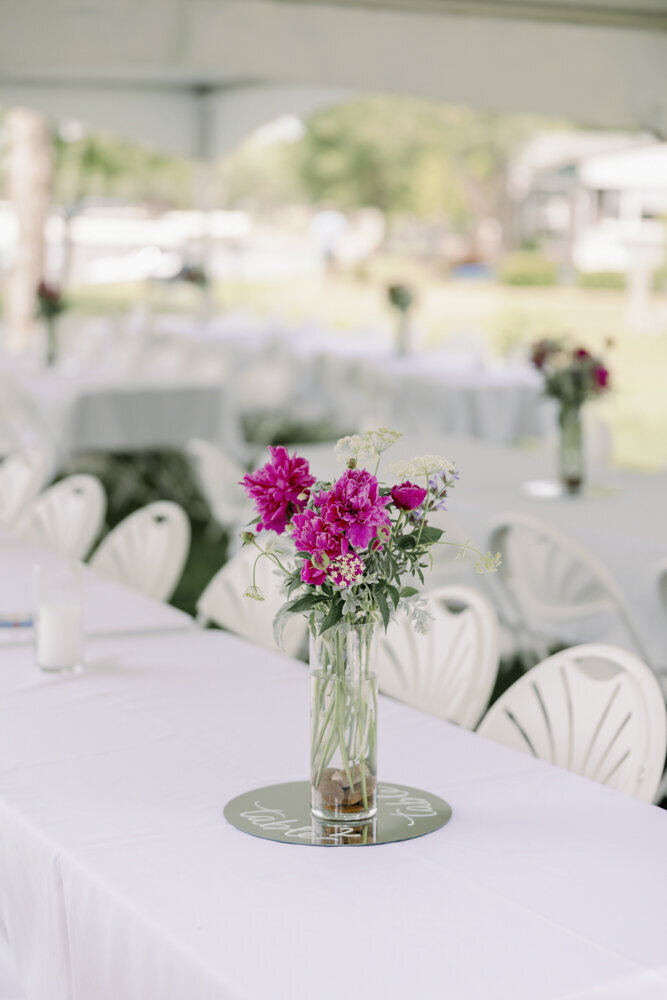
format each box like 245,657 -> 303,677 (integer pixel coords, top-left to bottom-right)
243,584 -> 264,602
335,434 -> 375,467
475,550 -> 502,574
335,428 -> 403,468
390,454 -> 456,482
329,553 -> 366,589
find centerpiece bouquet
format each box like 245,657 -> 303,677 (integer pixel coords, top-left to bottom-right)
530,339 -> 611,493
36,281 -> 66,366
177,263 -> 209,288
241,429 -> 498,822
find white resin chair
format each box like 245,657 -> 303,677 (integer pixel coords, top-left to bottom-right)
13,474 -> 106,560
185,439 -> 251,546
478,644 -> 667,802
0,938 -> 23,999
0,449 -> 49,527
376,584 -> 500,729
89,501 -> 190,602
196,543 -> 307,659
486,512 -> 651,664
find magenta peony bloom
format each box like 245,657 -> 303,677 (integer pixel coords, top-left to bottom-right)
242,447 -> 315,534
594,365 -> 610,389
530,339 -> 554,370
291,510 -> 343,584
391,481 -> 427,511
318,468 -> 391,551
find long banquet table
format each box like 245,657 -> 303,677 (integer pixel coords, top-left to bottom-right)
1,627 -> 666,999
0,538 -> 195,641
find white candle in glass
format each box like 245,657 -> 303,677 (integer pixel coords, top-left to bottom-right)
36,603 -> 83,671
34,559 -> 84,672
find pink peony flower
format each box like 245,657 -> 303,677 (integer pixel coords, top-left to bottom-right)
390,481 -> 427,511
530,339 -> 554,370
291,510 -> 343,584
318,468 -> 391,551
242,447 -> 315,535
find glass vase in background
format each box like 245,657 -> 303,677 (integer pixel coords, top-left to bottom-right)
310,622 -> 378,822
45,318 -> 58,367
558,404 -> 584,495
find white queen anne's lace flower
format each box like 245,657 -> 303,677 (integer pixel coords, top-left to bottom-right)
390,455 -> 456,482
328,553 -> 366,589
335,429 -> 403,468
335,435 -> 376,467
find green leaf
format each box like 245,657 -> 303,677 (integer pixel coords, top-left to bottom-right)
417,526 -> 444,545
319,599 -> 344,634
295,551 -> 311,559
399,586 -> 419,598
417,568 -> 425,585
387,584 -> 400,610
376,589 -> 390,631
397,535 -> 417,550
287,594 -> 326,614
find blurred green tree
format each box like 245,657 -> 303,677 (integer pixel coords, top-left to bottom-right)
295,96 -> 553,229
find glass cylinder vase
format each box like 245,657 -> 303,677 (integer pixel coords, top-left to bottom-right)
310,622 -> 378,823
45,318 -> 58,367
558,404 -> 584,495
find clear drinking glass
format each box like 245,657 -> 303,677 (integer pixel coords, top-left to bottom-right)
34,559 -> 84,672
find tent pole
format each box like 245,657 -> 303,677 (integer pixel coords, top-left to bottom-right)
194,86 -> 216,320
4,108 -> 53,356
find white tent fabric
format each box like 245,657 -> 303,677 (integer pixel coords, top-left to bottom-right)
0,0 -> 666,156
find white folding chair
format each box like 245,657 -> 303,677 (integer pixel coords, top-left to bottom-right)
13,474 -> 106,560
0,449 -> 49,527
0,938 -> 23,999
477,643 -> 667,803
185,439 -> 251,546
196,543 -> 307,659
376,584 -> 500,729
89,501 -> 190,602
486,512 -> 651,664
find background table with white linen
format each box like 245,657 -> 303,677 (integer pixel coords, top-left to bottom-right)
0,538 -> 195,639
0,628 -> 666,999
1,366 -> 242,465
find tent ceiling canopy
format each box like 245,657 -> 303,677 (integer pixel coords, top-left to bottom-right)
1,0 -> 666,156
261,0 -> 667,30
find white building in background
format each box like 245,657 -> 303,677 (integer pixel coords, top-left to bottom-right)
509,132 -> 667,276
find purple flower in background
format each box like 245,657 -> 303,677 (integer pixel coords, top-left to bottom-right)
242,447 -> 315,535
390,481 -> 427,511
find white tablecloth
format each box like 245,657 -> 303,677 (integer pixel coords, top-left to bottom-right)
0,629 -> 666,999
303,436 -> 667,669
2,367 -> 241,464
0,539 -> 194,640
